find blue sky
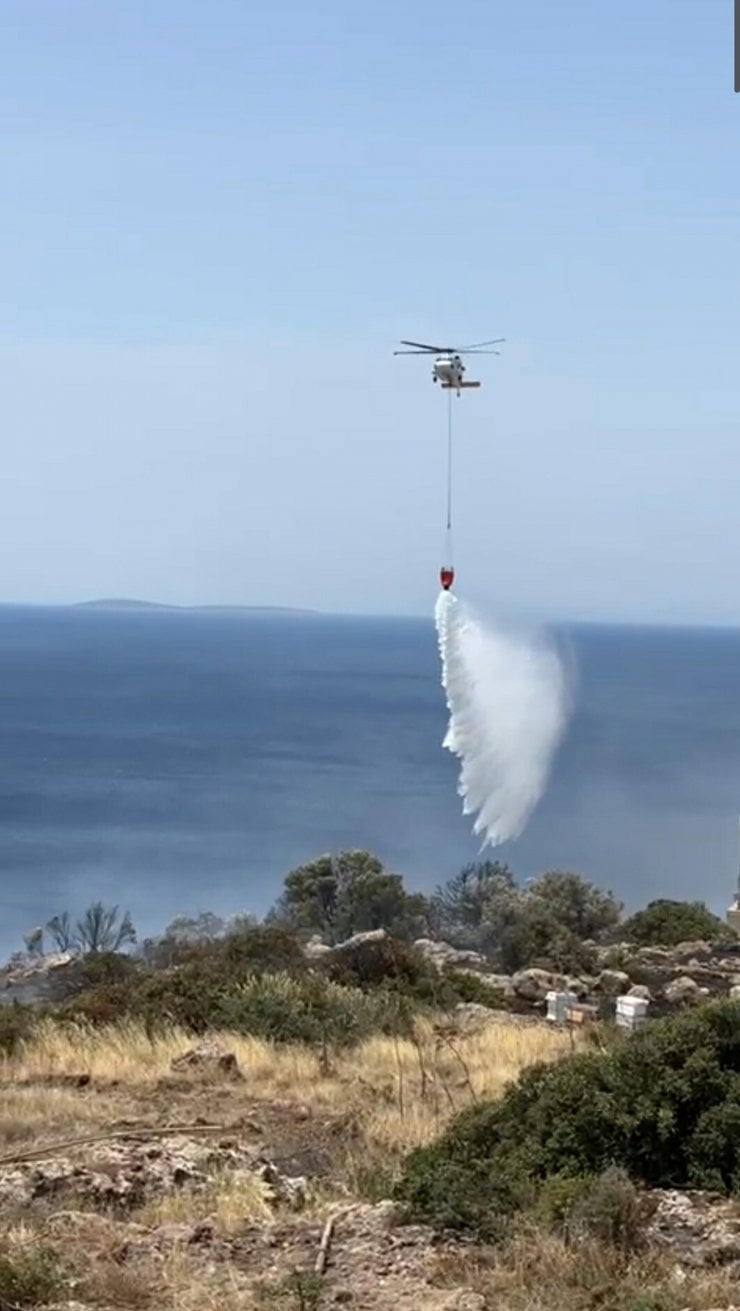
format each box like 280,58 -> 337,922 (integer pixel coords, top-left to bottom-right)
1,0 -> 738,622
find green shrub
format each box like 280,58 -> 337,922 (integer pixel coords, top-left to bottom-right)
443,970 -> 506,1008
395,999 -> 740,1236
51,950 -> 140,1001
64,962 -> 410,1047
62,923 -> 310,1033
535,1167 -> 649,1250
622,899 -> 730,947
0,1001 -> 37,1056
526,871 -> 623,941
212,971 -> 406,1045
147,922 -> 307,974
498,906 -> 599,975
320,935 -> 439,998
60,980 -> 137,1027
0,1245 -> 66,1306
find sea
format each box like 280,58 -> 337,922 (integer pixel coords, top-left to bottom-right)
1,603 -> 740,958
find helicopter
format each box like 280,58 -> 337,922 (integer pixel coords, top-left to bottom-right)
394,338 -> 504,394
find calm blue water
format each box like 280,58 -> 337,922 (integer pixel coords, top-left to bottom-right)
1,605 -> 740,956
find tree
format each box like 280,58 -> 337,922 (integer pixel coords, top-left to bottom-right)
46,913 -> 73,953
74,902 -> 137,955
431,861 -> 515,948
271,851 -> 430,944
622,899 -> 730,948
163,911 -> 226,944
23,927 -> 44,958
525,871 -> 622,941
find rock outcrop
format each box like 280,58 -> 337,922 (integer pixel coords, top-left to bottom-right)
0,950 -> 75,1005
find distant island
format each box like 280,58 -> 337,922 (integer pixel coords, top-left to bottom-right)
76,598 -> 319,615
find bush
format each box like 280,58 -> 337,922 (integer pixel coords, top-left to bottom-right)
63,955 -> 412,1046
320,935 -> 440,999
526,871 -> 622,941
456,868 -> 621,973
144,921 -> 307,974
0,1246 -> 66,1307
395,999 -> 740,1236
212,971 -> 407,1045
0,1002 -> 37,1056
496,902 -> 599,975
443,970 -> 507,1008
621,899 -> 730,947
535,1167 -> 650,1250
62,923 -> 309,1032
51,950 -> 140,1002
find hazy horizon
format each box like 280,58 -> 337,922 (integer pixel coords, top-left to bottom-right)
5,593 -> 740,637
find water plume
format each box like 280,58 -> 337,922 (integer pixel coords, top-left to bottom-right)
435,590 -> 571,847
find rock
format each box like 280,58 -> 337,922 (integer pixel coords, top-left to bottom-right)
665,975 -> 709,1005
633,946 -> 674,966
412,938 -> 489,972
596,942 -> 633,969
0,1136 -> 263,1212
565,976 -> 594,1000
171,1044 -> 242,1079
333,929 -> 389,951
628,983 -> 653,1001
730,985 -> 740,1000
668,940 -> 716,964
304,934 -> 332,959
597,968 -> 631,995
452,1002 -> 501,1030
0,950 -> 76,1005
368,1199 -> 403,1230
256,1161 -> 308,1210
647,1189 -> 740,1269
511,968 -> 565,1002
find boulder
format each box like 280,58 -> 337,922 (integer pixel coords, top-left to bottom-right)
596,968 -> 631,996
413,938 -> 489,973
664,975 -> 709,1005
596,942 -> 633,969
171,1043 -> 242,1079
627,983 -> 653,1001
304,934 -> 332,960
332,929 -> 389,952
647,1189 -> 740,1269
0,950 -> 76,1005
452,1003 -> 500,1031
511,968 -> 565,1002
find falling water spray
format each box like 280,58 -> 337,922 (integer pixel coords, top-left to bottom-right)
435,589 -> 570,847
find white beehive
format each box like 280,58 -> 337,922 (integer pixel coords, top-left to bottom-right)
546,990 -> 579,1024
615,994 -> 649,1030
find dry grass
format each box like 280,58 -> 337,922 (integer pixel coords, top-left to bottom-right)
1,1015 -> 573,1158
134,1168 -> 275,1231
439,1222 -> 740,1311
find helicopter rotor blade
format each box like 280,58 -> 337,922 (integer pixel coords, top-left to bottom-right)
458,348 -> 501,355
398,340 -> 445,352
459,338 -> 505,350
394,350 -> 437,355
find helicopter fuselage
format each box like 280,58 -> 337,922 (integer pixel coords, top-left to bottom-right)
432,354 -> 480,392
433,353 -> 464,387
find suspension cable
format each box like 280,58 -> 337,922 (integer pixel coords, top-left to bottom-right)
446,386 -> 453,534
